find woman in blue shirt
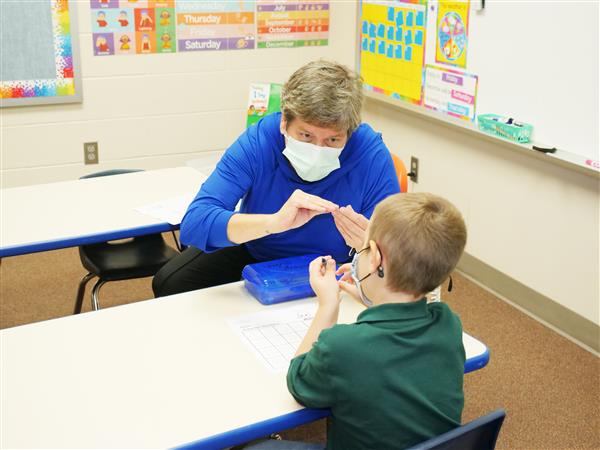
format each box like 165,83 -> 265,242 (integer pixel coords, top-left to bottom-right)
153,60 -> 400,297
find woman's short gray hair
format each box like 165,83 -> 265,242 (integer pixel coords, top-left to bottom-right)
281,60 -> 364,134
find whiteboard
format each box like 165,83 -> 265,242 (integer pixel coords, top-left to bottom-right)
359,0 -> 599,161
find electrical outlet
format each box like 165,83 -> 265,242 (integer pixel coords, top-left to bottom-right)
84,142 -> 99,165
410,156 -> 419,183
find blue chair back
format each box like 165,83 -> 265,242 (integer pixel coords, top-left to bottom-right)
405,409 -> 506,450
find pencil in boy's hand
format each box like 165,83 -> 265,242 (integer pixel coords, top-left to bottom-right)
321,257 -> 327,273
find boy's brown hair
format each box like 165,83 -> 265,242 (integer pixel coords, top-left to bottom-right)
369,193 -> 467,295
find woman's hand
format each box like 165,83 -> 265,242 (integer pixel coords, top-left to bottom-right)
332,205 -> 369,251
269,189 -> 338,234
309,256 -> 340,309
226,191 -> 337,245
336,263 -> 360,302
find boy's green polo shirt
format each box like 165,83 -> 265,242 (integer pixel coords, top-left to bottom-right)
287,299 -> 465,450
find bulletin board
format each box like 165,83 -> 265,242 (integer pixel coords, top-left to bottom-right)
0,0 -> 82,107
357,0 -> 599,168
359,0 -> 427,105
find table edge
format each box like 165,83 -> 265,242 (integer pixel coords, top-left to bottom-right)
0,222 -> 178,258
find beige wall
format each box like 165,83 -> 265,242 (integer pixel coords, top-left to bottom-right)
0,1 -> 358,187
363,100 -> 599,326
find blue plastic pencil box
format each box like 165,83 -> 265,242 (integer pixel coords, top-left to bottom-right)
242,254 -> 319,305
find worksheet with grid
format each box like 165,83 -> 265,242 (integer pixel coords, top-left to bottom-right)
227,303 -> 317,373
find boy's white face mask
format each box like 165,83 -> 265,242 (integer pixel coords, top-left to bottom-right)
350,248 -> 374,307
282,134 -> 344,182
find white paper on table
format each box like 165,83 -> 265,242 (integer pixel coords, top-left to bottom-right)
134,194 -> 195,225
228,303 -> 317,373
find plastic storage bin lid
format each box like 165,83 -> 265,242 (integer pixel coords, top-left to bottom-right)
242,254 -> 319,305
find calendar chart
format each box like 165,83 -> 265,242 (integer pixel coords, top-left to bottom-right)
176,0 -> 256,52
257,0 -> 329,48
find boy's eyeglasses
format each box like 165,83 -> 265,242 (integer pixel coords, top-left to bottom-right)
350,247 -> 371,284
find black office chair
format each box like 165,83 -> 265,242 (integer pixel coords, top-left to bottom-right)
74,169 -> 181,314
405,409 -> 506,450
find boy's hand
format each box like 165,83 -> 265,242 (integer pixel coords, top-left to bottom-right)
336,263 -> 361,302
332,205 -> 369,251
309,256 -> 340,308
295,257 -> 341,357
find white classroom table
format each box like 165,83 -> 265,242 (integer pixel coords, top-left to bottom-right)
0,282 -> 489,449
0,167 -> 205,258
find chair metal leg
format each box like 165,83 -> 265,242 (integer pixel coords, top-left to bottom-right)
171,230 -> 185,252
91,279 -> 107,311
74,272 -> 96,314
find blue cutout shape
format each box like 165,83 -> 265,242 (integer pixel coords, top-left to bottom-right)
362,37 -> 368,51
377,24 -> 385,38
369,39 -> 376,53
406,11 -> 413,27
387,43 -> 394,58
416,11 -> 424,26
415,30 -> 423,46
396,27 -> 403,41
387,26 -> 394,40
378,40 -> 386,54
405,29 -> 412,45
362,21 -> 368,34
387,7 -> 395,21
404,45 -> 412,61
395,44 -> 402,59
396,11 -> 403,25
369,23 -> 376,38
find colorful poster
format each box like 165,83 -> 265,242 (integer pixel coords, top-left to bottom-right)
360,0 -> 427,104
256,1 -> 329,49
435,0 -> 469,68
1,0 -> 78,102
91,0 -> 175,55
176,0 -> 255,52
247,83 -> 282,127
155,7 -> 176,53
423,65 -> 477,121
91,0 -> 330,55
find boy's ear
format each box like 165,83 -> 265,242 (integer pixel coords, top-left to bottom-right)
368,240 -> 382,270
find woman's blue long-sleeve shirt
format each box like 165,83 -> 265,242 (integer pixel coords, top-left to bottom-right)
180,112 -> 400,262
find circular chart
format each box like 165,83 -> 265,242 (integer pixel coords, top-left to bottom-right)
438,12 -> 467,62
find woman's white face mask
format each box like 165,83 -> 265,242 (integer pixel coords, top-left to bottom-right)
282,134 -> 345,182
